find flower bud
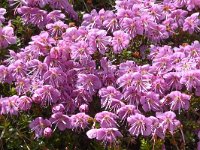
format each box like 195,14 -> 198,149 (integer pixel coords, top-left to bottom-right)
43,127 -> 52,138
79,104 -> 89,113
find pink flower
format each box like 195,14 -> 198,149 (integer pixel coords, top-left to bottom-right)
87,128 -> 123,144
0,96 -> 19,115
71,113 -> 91,130
33,85 -> 61,106
43,127 -> 52,138
121,17 -> 143,38
0,8 -> 6,24
140,92 -> 161,112
156,111 -> 181,135
99,86 -> 122,109
17,96 -> 32,111
117,105 -> 140,122
77,73 -> 102,95
164,91 -> 191,113
95,111 -> 118,128
112,30 -> 130,54
70,41 -> 95,60
17,6 -> 48,28
183,13 -> 200,34
50,112 -> 72,131
47,10 -> 65,23
87,29 -> 112,54
0,26 -> 16,48
127,114 -> 152,136
29,117 -> 51,138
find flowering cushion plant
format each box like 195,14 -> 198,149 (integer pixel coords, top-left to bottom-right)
0,0 -> 200,149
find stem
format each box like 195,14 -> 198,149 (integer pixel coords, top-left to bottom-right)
172,135 -> 180,150
0,138 -> 4,150
81,0 -> 89,12
152,139 -> 155,150
180,128 -> 186,150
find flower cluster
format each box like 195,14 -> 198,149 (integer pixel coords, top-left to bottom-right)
0,8 -> 16,48
0,0 -> 200,149
9,0 -> 78,28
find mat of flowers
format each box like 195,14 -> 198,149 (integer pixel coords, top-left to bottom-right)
0,0 -> 200,149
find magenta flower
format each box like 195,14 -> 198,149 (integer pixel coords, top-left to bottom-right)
8,60 -> 27,78
149,116 -> 165,139
0,65 -> 13,83
117,105 -> 140,122
27,59 -> 48,79
164,91 -> 191,112
116,73 -> 135,90
43,127 -> 52,138
177,59 -> 197,73
72,87 -> 92,106
123,86 -> 142,106
106,98 -> 125,112
70,41 -> 95,60
52,104 -> 65,113
46,21 -> 68,38
43,67 -> 66,88
62,27 -> 79,42
99,57 -> 117,86
3,0 -> 200,144
0,96 -> 19,115
50,112 -> 72,131
17,96 -> 32,111
147,23 -> 169,42
79,104 -> 89,113
112,30 -> 130,54
152,56 -> 174,73
8,0 -> 26,9
116,8 -> 133,20
99,86 -> 122,109
33,85 -> 61,106
121,17 -> 143,38
148,4 -> 164,21
77,73 -> 102,95
127,114 -> 152,136
186,0 -> 200,10
156,111 -> 181,135
103,13 -> 119,32
151,77 -> 167,96
17,6 -> 48,28
30,31 -> 55,55
180,70 -> 200,91
140,92 -> 161,112
26,0 -> 48,7
48,0 -> 78,20
163,72 -> 182,91
95,111 -> 118,128
46,10 -> 65,23
82,9 -> 102,29
118,60 -> 136,75
183,13 -> 200,34
130,72 -> 151,92
0,26 -> 16,48
71,113 -> 91,130
29,117 -> 51,138
87,128 -> 123,144
87,29 -> 112,54
0,8 -> 6,24
15,77 -> 30,95
169,9 -> 188,26
185,40 -> 200,58
162,18 -> 178,35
